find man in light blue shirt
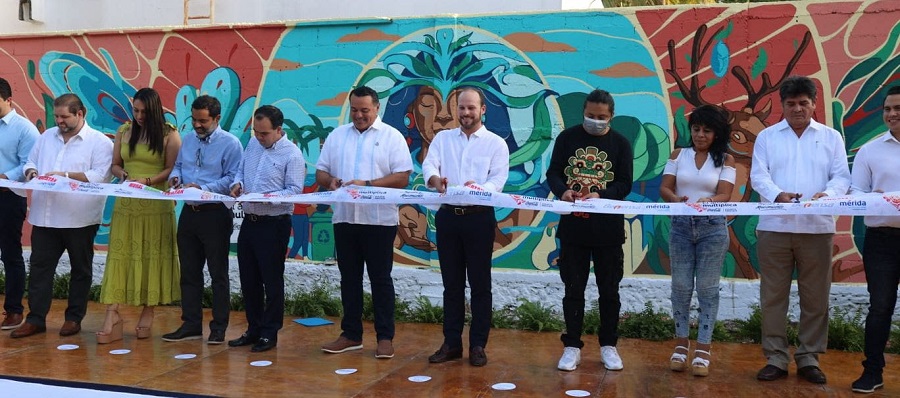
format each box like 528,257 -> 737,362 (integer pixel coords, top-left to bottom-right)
227,105 -> 305,353
0,77 -> 39,331
162,95 -> 243,344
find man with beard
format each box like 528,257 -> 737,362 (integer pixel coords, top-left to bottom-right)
751,76 -> 850,384
12,93 -> 113,338
162,95 -> 243,344
318,86 -> 412,359
423,87 -> 509,367
546,89 -> 633,372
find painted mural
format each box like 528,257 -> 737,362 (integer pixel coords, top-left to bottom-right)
1,0 -> 898,282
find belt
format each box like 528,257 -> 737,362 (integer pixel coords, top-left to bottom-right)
0,187 -> 10,192
245,214 -> 290,222
185,203 -> 226,212
440,204 -> 493,216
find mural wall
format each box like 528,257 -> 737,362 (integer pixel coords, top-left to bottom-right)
1,1 -> 897,282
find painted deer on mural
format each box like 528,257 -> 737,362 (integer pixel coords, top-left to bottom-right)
665,25 -> 812,279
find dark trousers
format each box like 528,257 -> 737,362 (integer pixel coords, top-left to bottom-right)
862,227 -> 900,374
333,222 -> 396,342
558,241 -> 624,348
177,205 -> 232,333
435,208 -> 496,349
237,214 -> 291,340
0,190 -> 27,314
26,224 -> 99,326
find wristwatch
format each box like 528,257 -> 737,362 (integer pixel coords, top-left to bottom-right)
365,180 -> 372,186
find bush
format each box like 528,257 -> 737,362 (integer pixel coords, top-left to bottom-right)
732,304 -> 763,343
512,298 -> 564,332
285,282 -> 343,318
886,322 -> 900,355
828,306 -> 865,352
403,296 -> 443,324
618,302 -> 674,341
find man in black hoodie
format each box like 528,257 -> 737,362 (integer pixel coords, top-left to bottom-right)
546,89 -> 633,372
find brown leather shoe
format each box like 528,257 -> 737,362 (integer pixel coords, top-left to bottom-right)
375,339 -> 394,359
428,344 -> 463,363
798,365 -> 827,384
59,321 -> 81,336
321,336 -> 363,354
469,346 -> 487,367
756,364 -> 788,381
1,313 -> 24,330
10,322 -> 46,338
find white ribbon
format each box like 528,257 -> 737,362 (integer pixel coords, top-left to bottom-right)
3,176 -> 900,216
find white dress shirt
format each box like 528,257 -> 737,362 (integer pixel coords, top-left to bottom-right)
315,117 -> 412,226
234,134 -> 306,216
422,126 -> 510,193
850,131 -> 900,228
24,123 -> 113,228
751,118 -> 851,233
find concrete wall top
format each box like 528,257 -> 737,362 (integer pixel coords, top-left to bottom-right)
2,0 -> 606,35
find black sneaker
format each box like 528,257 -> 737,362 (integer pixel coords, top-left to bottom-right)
161,326 -> 202,342
851,371 -> 884,394
207,329 -> 225,345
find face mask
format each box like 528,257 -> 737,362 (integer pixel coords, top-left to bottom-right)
583,117 -> 609,136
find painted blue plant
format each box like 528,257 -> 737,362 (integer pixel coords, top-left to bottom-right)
172,67 -> 257,147
40,48 -> 137,134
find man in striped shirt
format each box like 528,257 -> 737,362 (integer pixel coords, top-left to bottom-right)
228,105 -> 305,353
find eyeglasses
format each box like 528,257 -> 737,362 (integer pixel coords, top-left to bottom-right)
196,147 -> 202,167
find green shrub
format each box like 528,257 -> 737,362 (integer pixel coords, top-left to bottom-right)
582,302 -> 601,335
732,304 -> 763,343
404,296 -> 443,324
618,302 -> 674,341
512,298 -> 564,332
88,284 -> 102,302
285,282 -> 343,317
52,273 -> 71,299
827,307 -> 865,352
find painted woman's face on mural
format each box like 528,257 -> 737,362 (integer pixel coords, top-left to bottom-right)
413,87 -> 459,144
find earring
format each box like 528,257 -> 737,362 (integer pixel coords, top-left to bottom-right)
404,112 -> 415,129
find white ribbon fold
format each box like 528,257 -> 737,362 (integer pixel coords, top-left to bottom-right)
3,176 -> 899,216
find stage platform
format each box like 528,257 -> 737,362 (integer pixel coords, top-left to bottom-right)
0,299 -> 896,397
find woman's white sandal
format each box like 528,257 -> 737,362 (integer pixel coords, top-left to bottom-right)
669,345 -> 689,372
692,349 -> 711,377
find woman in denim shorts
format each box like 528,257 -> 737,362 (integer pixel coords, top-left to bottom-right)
659,105 -> 736,376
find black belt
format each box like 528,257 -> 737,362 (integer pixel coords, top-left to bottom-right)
440,204 -> 492,216
0,187 -> 10,192
245,214 -> 290,222
185,203 -> 226,212
868,226 -> 900,235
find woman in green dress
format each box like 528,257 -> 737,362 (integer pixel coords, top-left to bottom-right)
97,88 -> 182,343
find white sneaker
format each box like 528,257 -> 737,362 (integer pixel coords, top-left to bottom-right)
600,346 -> 623,370
557,347 -> 581,371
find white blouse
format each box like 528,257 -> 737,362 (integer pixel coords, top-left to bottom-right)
663,147 -> 736,202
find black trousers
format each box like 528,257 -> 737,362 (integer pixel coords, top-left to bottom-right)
558,241 -> 624,348
26,224 -> 99,326
333,222 -> 396,342
435,207 -> 496,349
0,190 -> 27,314
862,227 -> 900,374
176,204 -> 232,333
237,214 -> 291,340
